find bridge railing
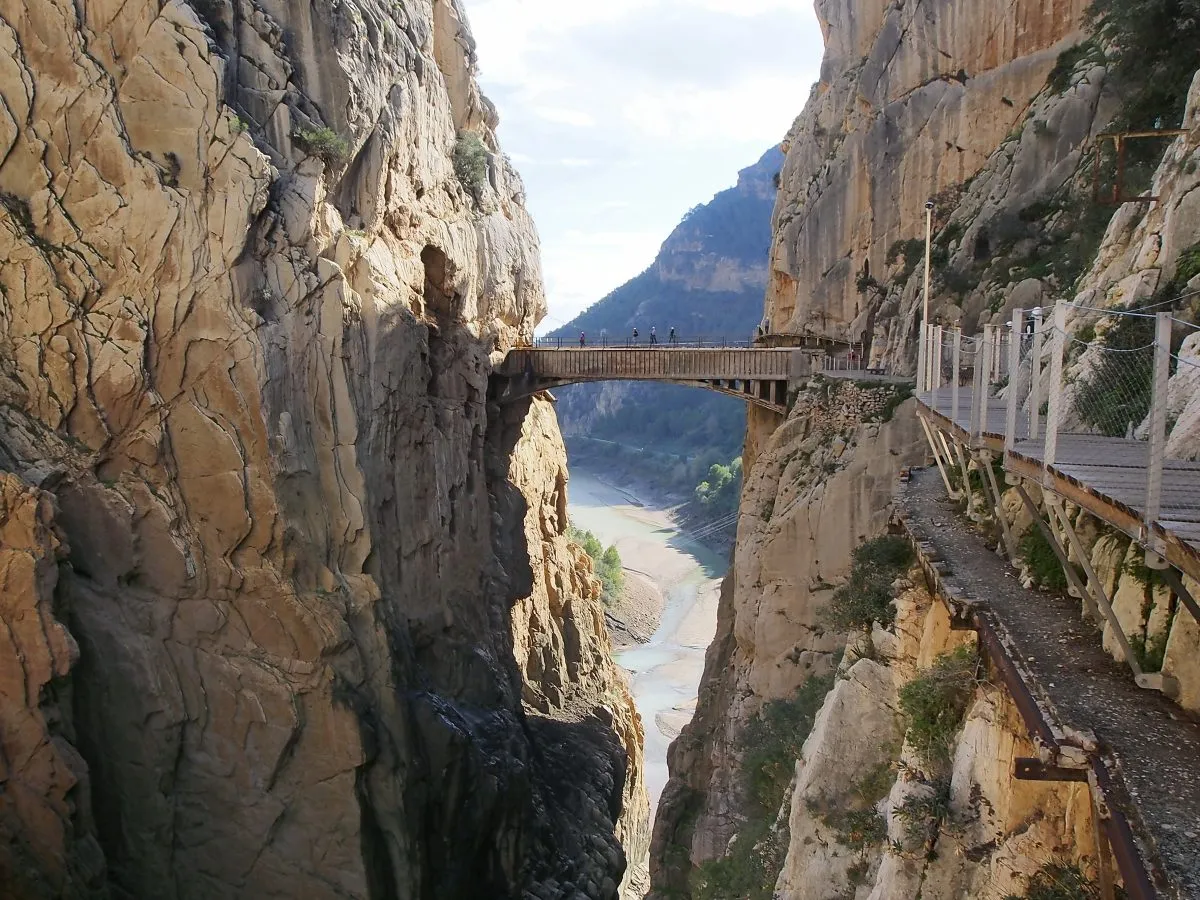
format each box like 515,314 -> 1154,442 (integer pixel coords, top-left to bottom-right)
533,335 -> 756,349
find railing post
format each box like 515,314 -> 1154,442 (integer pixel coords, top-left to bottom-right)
917,311 -> 928,393
931,326 -> 940,393
993,326 -> 1003,381
1006,310 -> 1024,452
1030,310 -> 1044,440
1144,312 -> 1172,550
970,335 -> 984,445
1043,304 -> 1067,472
979,325 -> 996,438
951,328 -> 962,427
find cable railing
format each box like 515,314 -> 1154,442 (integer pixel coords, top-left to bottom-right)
531,334 -> 757,350
917,302 -> 1200,559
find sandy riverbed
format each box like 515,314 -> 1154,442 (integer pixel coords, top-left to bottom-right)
567,470 -> 726,820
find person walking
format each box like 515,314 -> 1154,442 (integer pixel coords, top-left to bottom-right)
649,326 -> 658,346
632,326 -> 639,345
579,331 -> 586,347
669,326 -> 677,345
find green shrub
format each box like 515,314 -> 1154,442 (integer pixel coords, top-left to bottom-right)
694,675 -> 835,900
453,131 -> 488,192
1004,862 -> 1103,900
1130,630 -> 1169,673
898,646 -> 978,772
567,526 -> 625,605
1018,521 -> 1068,590
695,457 -> 743,519
691,816 -> 785,900
1046,41 -> 1096,94
826,535 -> 914,632
1086,0 -> 1200,131
741,675 -> 834,812
894,776 -> 952,845
1175,241 -> 1200,285
296,126 -> 350,163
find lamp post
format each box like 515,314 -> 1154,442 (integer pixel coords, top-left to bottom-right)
918,199 -> 935,391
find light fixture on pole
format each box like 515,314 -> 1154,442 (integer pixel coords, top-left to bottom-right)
919,199 -> 935,391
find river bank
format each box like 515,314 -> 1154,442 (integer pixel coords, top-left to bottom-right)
567,470 -> 727,820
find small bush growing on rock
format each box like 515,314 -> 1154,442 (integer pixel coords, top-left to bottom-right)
296,126 -> 350,163
453,131 -> 489,193
893,776 -> 952,847
898,645 -> 979,772
1004,861 -> 1103,900
741,674 -> 834,812
1175,241 -> 1200,286
825,535 -> 914,632
1018,521 -> 1068,590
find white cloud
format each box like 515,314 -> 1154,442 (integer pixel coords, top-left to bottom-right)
467,0 -> 824,326
532,106 -> 596,128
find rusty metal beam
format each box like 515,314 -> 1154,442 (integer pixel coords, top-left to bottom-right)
1014,758 -> 1089,782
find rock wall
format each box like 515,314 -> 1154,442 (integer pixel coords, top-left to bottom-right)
774,578 -> 1099,900
649,383 -> 925,897
766,0 -> 1091,367
649,1 -> 1193,896
0,0 -> 645,897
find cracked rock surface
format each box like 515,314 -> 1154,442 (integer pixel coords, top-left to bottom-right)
0,0 -> 647,897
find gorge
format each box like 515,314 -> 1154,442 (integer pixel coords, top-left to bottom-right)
4,0 -> 1200,899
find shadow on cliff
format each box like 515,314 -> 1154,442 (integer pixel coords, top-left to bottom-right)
484,389 -> 634,898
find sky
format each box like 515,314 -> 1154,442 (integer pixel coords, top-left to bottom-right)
467,0 -> 825,331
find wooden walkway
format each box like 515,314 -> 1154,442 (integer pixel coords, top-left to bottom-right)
916,389 -> 1200,581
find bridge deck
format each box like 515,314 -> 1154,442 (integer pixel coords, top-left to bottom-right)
917,389 -> 1200,578
498,347 -> 807,381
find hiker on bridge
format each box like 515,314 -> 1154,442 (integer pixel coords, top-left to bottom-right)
579,331 -> 586,347
632,326 -> 639,345
649,326 -> 658,346
669,326 -> 677,345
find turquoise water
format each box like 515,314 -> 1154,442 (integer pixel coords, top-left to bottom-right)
568,472 -> 726,818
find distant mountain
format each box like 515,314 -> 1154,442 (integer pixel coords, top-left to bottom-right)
551,148 -> 782,497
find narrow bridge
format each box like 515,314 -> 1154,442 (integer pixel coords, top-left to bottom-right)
494,347 -> 812,413
494,345 -> 911,413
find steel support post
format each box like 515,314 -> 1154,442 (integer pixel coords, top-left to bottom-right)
919,415 -> 962,500
970,340 -> 985,446
979,451 -> 1019,563
979,325 -> 996,438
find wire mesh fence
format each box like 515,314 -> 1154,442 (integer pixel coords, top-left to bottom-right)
1058,304 -> 1158,440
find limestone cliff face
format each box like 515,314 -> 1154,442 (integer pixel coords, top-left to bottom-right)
649,385 -> 925,896
767,0 -> 1090,364
773,579 -> 1098,900
0,0 -> 645,897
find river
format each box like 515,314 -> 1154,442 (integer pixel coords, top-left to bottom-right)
567,471 -> 726,820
